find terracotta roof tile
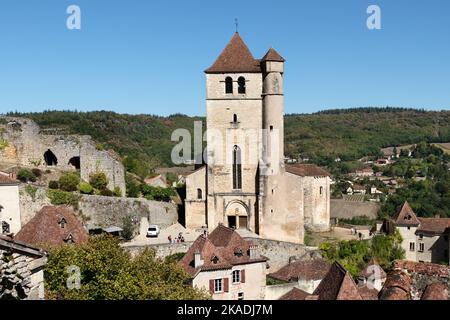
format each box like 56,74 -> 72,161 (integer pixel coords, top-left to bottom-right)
205,33 -> 261,74
286,164 -> 330,177
358,286 -> 379,300
393,260 -> 450,278
394,201 -> 420,226
179,224 -> 267,277
261,48 -> 285,62
269,259 -> 331,282
379,271 -> 411,300
15,206 -> 88,247
313,261 -> 362,300
278,288 -> 310,300
417,218 -> 450,234
0,174 -> 18,185
421,282 -> 448,300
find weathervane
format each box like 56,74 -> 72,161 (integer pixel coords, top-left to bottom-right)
234,18 -> 238,32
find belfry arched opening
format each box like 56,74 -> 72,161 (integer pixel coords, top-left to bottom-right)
44,149 -> 58,166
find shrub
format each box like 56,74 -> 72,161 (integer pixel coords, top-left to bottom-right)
125,175 -> 140,198
0,139 -> 8,150
122,216 -> 135,241
89,172 -> 108,190
78,182 -> 93,195
48,180 -> 59,189
100,188 -> 114,197
17,169 -> 37,183
47,189 -> 80,209
141,184 -> 176,202
25,185 -> 38,201
58,172 -> 80,192
31,168 -> 42,178
113,186 -> 122,197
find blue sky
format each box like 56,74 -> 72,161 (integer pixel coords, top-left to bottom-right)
0,0 -> 449,116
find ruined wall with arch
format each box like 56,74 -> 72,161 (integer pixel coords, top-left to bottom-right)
0,117 -> 125,195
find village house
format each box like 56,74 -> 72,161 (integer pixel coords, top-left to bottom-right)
179,224 -> 267,300
350,167 -> 374,177
0,235 -> 47,299
357,259 -> 387,291
347,184 -> 366,195
144,174 -> 167,188
382,201 -> 450,264
15,206 -> 89,247
0,173 -> 21,235
267,258 -> 331,294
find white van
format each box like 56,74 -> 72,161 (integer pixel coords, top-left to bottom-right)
146,225 -> 160,237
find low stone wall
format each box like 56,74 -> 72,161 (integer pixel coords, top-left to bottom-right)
125,242 -> 193,259
19,186 -> 178,232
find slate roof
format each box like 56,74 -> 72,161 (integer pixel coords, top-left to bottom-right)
15,206 -> 89,247
179,224 -> 267,278
393,201 -> 420,227
312,261 -> 362,300
269,259 -> 331,282
285,164 -> 330,177
278,288 -> 310,300
205,33 -> 261,73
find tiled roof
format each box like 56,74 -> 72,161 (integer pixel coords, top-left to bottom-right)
261,48 -> 285,62
417,218 -> 450,234
269,259 -> 331,282
0,174 -> 18,185
358,286 -> 379,300
312,261 -> 362,300
393,201 -> 420,226
179,224 -> 267,278
15,206 -> 89,247
286,164 -> 330,177
379,271 -> 411,300
421,282 -> 448,300
393,260 -> 450,278
205,33 -> 261,74
359,259 -> 387,279
278,288 -> 310,300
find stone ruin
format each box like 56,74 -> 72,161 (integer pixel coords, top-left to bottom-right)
0,117 -> 125,195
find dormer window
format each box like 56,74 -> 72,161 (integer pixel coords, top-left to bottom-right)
234,247 -> 243,257
238,77 -> 246,94
225,77 -> 233,94
211,255 -> 220,264
64,233 -> 74,244
58,216 -> 67,229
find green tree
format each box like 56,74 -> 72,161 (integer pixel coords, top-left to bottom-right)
44,235 -> 208,300
17,169 -> 37,183
121,216 -> 135,241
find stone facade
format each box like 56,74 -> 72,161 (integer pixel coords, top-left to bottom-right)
185,33 -> 330,245
0,117 -> 125,195
0,235 -> 47,300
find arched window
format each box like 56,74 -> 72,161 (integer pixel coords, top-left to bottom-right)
225,77 -> 233,94
233,114 -> 238,123
238,77 -> 246,94
197,188 -> 202,199
232,146 -> 242,190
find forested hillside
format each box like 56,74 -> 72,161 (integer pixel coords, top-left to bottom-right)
7,108 -> 450,177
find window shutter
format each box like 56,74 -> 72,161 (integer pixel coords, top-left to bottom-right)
241,269 -> 245,283
224,278 -> 229,292
209,280 -> 215,293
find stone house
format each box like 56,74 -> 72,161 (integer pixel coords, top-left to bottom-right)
15,206 -> 89,247
184,33 -> 331,244
385,201 -> 450,264
357,259 -> 387,291
179,224 -> 267,300
267,258 -> 331,294
144,174 -> 167,188
0,235 -> 47,299
0,174 -> 21,235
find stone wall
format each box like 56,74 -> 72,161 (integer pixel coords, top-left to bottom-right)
0,239 -> 47,300
19,186 -> 178,232
0,117 -> 125,196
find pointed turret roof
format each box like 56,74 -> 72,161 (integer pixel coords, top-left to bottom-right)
261,48 -> 285,62
394,201 -> 420,227
205,33 -> 261,73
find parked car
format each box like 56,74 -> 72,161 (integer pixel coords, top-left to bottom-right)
146,225 -> 160,237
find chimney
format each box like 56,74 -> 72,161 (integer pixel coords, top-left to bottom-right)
249,245 -> 260,260
194,250 -> 204,268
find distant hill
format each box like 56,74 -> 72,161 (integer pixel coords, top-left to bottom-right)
7,108 -> 450,177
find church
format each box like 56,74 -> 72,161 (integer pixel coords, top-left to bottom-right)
185,33 -> 330,244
